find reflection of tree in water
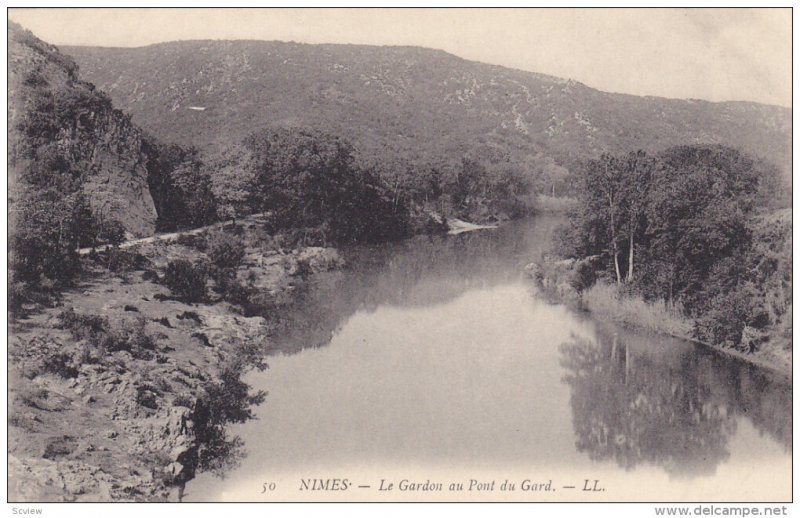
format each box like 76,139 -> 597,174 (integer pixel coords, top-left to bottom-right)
263,218 -> 557,355
560,328 -> 791,478
560,332 -> 737,478
177,339 -> 268,499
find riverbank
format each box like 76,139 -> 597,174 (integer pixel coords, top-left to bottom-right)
526,259 -> 792,378
8,224 -> 343,501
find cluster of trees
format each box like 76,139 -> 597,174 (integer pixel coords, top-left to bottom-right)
146,127 -> 541,244
561,144 -> 789,352
11,114 -> 544,300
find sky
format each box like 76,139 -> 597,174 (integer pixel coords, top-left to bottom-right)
7,7 -> 792,107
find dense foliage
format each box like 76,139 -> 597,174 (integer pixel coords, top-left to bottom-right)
561,145 -> 790,352
142,126 -> 538,249
9,23 -> 148,292
161,260 -> 208,303
242,128 -> 412,245
10,82 -> 123,287
144,141 -> 218,232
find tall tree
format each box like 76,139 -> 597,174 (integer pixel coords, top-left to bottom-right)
619,151 -> 655,282
581,153 -> 624,284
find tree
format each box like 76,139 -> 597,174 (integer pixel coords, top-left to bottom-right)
244,127 -> 410,245
206,144 -> 258,222
10,184 -> 94,287
144,141 -> 218,231
169,158 -> 218,230
618,151 -> 655,282
640,145 -> 759,309
580,153 -> 625,284
162,260 -> 207,302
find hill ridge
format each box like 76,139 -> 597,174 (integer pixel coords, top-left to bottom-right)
63,38 -> 790,179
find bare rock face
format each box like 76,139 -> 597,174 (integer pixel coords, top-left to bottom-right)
8,22 -> 157,237
77,111 -> 157,238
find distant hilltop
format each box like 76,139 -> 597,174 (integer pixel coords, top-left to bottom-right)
64,39 -> 790,178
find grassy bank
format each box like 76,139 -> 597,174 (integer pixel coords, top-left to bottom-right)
581,282 -> 691,337
528,261 -> 792,378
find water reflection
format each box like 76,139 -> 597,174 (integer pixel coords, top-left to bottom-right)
187,217 -> 791,501
262,218 -> 559,355
559,326 -> 791,478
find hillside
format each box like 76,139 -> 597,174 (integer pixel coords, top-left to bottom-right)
66,40 -> 791,178
9,23 -> 157,238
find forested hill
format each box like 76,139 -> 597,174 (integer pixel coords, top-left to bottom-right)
66,40 -> 791,179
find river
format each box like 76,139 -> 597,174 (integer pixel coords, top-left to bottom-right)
186,216 -> 791,502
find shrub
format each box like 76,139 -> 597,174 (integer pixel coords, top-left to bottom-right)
211,266 -> 254,308
153,317 -> 172,328
58,308 -> 156,355
206,231 -> 246,269
41,352 -> 79,379
8,279 -> 58,319
9,280 -> 29,317
173,393 -> 195,408
100,248 -> 152,273
693,287 -> 762,351
59,307 -> 108,341
162,260 -> 207,302
192,332 -> 213,347
176,311 -> 202,324
96,219 -> 126,245
142,269 -> 160,282
291,257 -> 312,279
221,279 -> 254,308
124,317 -> 157,351
175,232 -> 208,251
42,435 -> 77,460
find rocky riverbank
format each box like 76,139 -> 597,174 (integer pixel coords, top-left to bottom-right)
8,229 -> 343,502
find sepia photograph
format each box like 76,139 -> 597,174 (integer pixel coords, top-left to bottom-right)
5,5 -> 793,512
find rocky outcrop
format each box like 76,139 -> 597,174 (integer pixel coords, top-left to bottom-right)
8,22 -> 157,237
8,233 -> 342,501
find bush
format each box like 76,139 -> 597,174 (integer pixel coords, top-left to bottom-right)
212,268 -> 254,308
136,384 -> 160,410
206,231 -> 246,269
59,307 -> 108,341
693,287 -> 762,350
41,352 -> 79,379
58,308 -> 157,355
124,317 -> 157,351
97,248 -> 152,273
162,260 -> 208,302
173,393 -> 195,408
175,232 -> 208,251
153,317 -> 172,328
9,280 -> 30,317
176,311 -> 202,324
96,219 -> 126,245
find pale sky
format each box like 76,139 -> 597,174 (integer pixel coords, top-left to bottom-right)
7,7 -> 792,107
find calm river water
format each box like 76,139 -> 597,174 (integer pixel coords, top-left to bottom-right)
187,216 -> 791,502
